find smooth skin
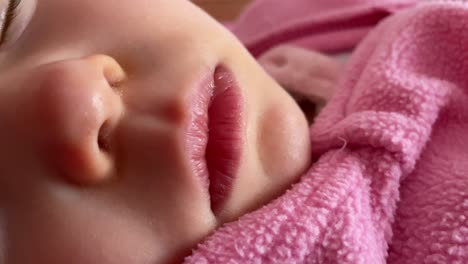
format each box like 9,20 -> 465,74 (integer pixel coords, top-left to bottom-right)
0,0 -> 311,263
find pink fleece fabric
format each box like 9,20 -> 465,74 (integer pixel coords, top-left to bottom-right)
227,0 -> 418,56
185,1 -> 468,263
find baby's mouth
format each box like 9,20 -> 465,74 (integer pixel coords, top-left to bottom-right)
186,65 -> 244,215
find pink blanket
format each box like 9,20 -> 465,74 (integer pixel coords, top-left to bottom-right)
185,1 -> 468,263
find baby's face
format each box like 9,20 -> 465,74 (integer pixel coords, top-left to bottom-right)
0,0 -> 311,263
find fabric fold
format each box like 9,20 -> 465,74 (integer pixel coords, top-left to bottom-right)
229,0 -> 418,56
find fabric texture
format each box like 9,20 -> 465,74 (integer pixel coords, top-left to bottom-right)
258,45 -> 341,108
228,0 -> 418,56
185,1 -> 468,263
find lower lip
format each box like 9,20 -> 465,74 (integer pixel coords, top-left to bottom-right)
187,66 -> 244,214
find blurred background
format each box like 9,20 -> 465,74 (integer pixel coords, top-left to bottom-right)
193,0 -> 252,20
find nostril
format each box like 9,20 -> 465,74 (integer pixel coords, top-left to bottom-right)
107,72 -> 126,91
93,55 -> 127,89
82,54 -> 127,94
109,79 -> 124,91
98,120 -> 112,153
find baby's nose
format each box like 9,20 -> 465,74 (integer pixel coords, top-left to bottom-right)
32,55 -> 126,185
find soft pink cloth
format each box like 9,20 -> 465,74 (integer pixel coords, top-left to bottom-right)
259,45 -> 342,108
185,1 -> 468,263
228,0 -> 418,56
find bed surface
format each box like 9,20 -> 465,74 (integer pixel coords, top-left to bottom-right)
193,0 -> 252,20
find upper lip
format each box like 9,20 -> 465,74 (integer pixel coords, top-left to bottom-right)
186,65 -> 244,215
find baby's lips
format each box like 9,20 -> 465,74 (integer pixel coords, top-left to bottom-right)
30,55 -> 126,185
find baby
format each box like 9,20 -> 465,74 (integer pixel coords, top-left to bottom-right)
4,0 -> 466,263
0,0 -> 336,263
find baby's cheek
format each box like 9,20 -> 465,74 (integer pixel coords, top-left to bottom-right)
258,100 -> 311,182
5,191 -> 161,264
